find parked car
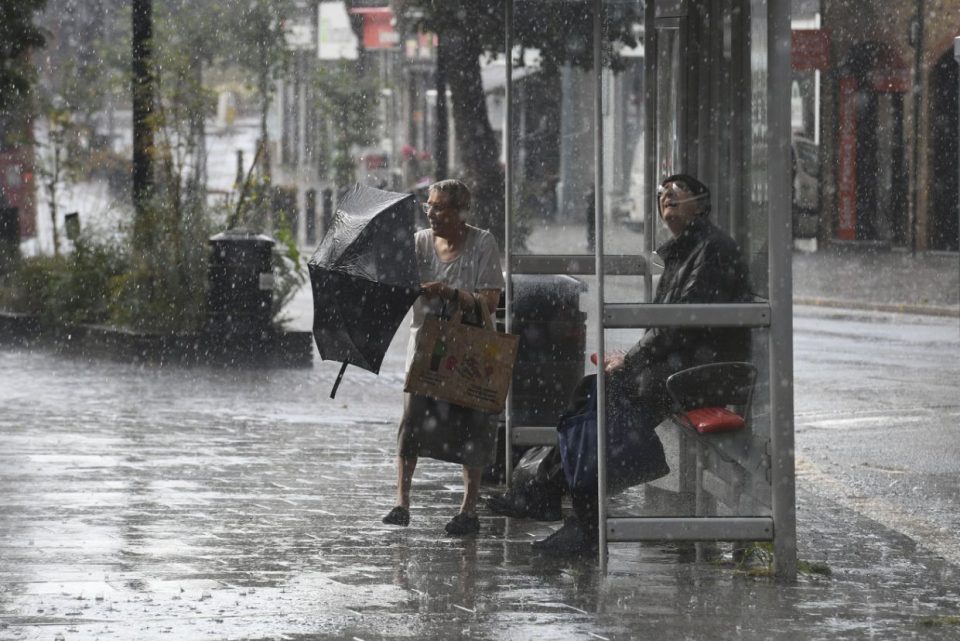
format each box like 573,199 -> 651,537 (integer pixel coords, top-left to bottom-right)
792,134 -> 819,238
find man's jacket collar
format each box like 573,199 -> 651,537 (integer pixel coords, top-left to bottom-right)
656,216 -> 711,259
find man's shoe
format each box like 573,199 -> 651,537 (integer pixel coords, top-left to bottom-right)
531,518 -> 598,557
382,506 -> 410,526
444,512 -> 480,536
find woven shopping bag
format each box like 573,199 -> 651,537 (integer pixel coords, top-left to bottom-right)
404,297 -> 519,413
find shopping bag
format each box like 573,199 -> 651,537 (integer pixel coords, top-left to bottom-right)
404,297 -> 519,413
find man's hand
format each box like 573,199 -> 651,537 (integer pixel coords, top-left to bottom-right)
590,352 -> 625,372
604,353 -> 625,373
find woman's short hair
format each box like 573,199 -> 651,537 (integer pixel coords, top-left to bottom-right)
429,179 -> 471,213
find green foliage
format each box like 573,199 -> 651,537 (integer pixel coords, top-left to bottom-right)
313,61 -> 381,190
223,0 -> 293,175
270,212 -> 306,326
113,192 -> 212,332
719,543 -> 832,579
797,559 -> 832,577
396,1 -> 641,74
2,235 -> 128,326
0,0 -> 307,336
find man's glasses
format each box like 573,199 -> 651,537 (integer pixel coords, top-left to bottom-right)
656,182 -> 691,199
657,182 -> 707,204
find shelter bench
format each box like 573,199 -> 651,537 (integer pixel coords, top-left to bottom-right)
649,362 -> 771,517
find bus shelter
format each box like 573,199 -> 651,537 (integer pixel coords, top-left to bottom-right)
500,0 -> 796,578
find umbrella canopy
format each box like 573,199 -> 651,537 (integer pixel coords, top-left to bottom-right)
308,184 -> 421,395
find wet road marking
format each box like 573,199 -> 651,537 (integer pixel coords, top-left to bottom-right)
796,456 -> 960,567
796,408 -> 960,431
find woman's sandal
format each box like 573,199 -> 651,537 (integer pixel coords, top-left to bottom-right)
382,505 -> 410,527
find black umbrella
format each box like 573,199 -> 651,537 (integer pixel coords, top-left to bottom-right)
308,184 -> 421,397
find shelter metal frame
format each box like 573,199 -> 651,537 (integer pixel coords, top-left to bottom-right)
502,0 -> 796,579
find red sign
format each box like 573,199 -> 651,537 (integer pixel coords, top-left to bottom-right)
349,7 -> 398,50
792,30 -> 830,71
836,77 -> 857,241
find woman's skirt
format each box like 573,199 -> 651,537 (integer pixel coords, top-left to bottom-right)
397,393 -> 499,467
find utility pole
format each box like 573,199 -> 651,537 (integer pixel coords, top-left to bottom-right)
131,0 -> 154,241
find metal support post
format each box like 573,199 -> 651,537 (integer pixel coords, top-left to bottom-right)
592,0 -> 609,570
768,0 -> 797,581
504,0 -> 515,486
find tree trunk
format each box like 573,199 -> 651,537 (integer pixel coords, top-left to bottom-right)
433,35 -> 448,181
132,0 -> 154,247
441,25 -> 505,245
47,145 -> 60,257
190,55 -> 206,192
259,68 -> 272,184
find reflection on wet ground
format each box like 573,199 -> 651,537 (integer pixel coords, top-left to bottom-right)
2,348 -> 959,640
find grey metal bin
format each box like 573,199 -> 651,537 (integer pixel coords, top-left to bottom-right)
508,274 -> 587,426
206,230 -> 275,335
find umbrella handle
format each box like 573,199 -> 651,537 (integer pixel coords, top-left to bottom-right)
330,362 -> 348,398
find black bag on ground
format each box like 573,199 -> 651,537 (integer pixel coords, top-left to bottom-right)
486,446 -> 565,521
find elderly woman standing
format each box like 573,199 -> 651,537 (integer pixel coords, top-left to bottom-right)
382,179 -> 504,536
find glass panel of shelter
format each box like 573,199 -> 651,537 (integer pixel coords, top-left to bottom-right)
604,0 -> 773,527
503,0 -> 776,537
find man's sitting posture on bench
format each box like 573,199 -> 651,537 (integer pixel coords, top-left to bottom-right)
532,174 -> 753,557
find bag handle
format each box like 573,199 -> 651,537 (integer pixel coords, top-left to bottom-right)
472,294 -> 496,331
444,292 -> 496,331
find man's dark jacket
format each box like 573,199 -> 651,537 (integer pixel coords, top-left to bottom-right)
620,215 -> 753,416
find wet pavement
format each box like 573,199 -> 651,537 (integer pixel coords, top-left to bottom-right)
2,223 -> 959,640
3,345 -> 960,640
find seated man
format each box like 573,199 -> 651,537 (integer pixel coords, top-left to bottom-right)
532,173 -> 753,557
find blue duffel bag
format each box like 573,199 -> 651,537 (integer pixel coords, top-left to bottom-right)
556,375 -> 668,493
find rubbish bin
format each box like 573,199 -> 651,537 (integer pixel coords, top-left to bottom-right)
509,274 -> 587,426
206,230 -> 275,335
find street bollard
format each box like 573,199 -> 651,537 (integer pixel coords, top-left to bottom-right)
305,188 -> 317,245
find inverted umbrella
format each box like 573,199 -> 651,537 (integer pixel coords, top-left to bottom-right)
308,184 -> 421,397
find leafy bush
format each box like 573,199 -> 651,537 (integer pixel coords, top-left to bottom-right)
112,193 -> 211,332
1,235 -> 128,326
